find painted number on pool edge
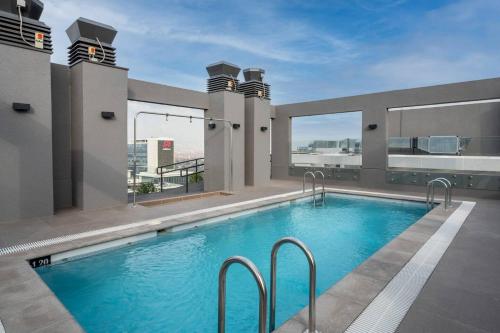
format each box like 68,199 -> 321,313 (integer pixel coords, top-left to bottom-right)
29,255 -> 51,268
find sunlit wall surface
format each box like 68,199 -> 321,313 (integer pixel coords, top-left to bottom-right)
291,111 -> 362,168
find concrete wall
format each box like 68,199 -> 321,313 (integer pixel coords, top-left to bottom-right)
71,62 -> 128,210
0,44 -> 54,221
245,97 -> 271,186
205,91 -> 245,192
272,77 -> 500,192
388,102 -> 500,138
51,63 -> 72,210
128,78 -> 209,110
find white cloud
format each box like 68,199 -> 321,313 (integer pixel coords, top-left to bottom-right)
364,0 -> 500,91
41,0 -> 356,67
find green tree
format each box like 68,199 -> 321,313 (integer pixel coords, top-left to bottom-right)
137,182 -> 155,194
189,173 -> 203,183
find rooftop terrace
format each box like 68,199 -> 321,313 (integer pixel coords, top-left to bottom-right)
1,1 -> 499,333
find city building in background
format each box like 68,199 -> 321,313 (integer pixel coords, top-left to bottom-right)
127,138 -> 175,186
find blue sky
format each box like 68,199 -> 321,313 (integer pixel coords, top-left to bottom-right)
42,0 -> 500,105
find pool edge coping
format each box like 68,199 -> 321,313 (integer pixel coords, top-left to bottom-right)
0,188 -> 455,333
274,200 -> 473,333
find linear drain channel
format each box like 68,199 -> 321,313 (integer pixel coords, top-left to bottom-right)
0,190 -> 306,257
344,201 -> 475,333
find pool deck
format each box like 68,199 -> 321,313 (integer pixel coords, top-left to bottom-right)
0,180 -> 499,333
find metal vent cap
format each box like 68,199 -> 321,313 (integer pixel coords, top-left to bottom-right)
243,68 -> 265,82
206,61 -> 241,78
66,17 -> 117,45
0,0 -> 43,20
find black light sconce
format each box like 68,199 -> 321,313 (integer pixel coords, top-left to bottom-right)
13,103 -> 31,113
208,121 -> 216,130
368,124 -> 378,130
101,111 -> 115,120
260,126 -> 268,132
232,123 -> 241,130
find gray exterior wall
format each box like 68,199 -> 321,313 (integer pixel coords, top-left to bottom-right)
272,78 -> 500,194
51,63 -> 72,210
205,91 -> 245,192
0,44 -> 54,221
71,62 -> 128,210
388,103 -> 500,138
245,97 -> 271,186
128,78 -> 209,110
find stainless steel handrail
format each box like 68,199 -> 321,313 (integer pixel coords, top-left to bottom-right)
426,178 -> 450,211
313,171 -> 325,205
434,177 -> 453,207
303,171 -> 317,206
270,237 -> 318,333
218,256 -> 267,333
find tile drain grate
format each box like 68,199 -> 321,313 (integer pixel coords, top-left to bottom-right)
344,201 -> 475,333
0,190 -> 306,257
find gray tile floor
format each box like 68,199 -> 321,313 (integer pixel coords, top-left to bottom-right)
397,199 -> 500,333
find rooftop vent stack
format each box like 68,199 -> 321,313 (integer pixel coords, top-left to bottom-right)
0,0 -> 52,53
66,18 -> 117,67
206,61 -> 241,93
239,68 -> 270,99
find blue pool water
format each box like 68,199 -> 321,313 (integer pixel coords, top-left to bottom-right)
36,194 -> 426,333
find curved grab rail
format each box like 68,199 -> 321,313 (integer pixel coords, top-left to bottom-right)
270,237 -> 317,333
303,171 -> 317,206
218,256 -> 267,333
434,177 -> 453,207
313,171 -> 326,205
426,179 -> 449,211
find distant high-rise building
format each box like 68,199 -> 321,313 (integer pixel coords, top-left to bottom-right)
128,138 -> 175,175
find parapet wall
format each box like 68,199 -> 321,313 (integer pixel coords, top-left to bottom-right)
272,77 -> 500,196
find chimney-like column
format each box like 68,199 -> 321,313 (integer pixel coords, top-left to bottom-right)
67,18 -> 129,210
204,61 -> 245,192
0,0 -> 54,221
241,68 -> 271,186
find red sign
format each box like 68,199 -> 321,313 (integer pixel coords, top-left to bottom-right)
162,140 -> 173,150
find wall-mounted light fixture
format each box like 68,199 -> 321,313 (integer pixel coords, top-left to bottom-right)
208,120 -> 216,130
368,124 -> 378,130
101,111 -> 115,120
12,103 -> 31,113
260,126 -> 268,132
232,123 -> 241,130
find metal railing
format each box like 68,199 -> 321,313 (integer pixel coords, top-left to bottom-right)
270,237 -> 318,333
133,111 -> 233,206
156,158 -> 204,193
218,256 -> 267,333
313,171 -> 325,205
303,171 -> 317,205
436,177 -> 452,207
426,178 -> 452,211
303,171 -> 325,206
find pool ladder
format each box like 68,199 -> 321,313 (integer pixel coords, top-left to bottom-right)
303,171 -> 325,206
426,178 -> 452,211
218,237 -> 319,333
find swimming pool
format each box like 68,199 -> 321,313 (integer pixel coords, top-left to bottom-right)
36,194 -> 427,333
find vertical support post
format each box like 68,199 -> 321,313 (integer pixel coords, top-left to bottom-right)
160,172 -> 163,192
